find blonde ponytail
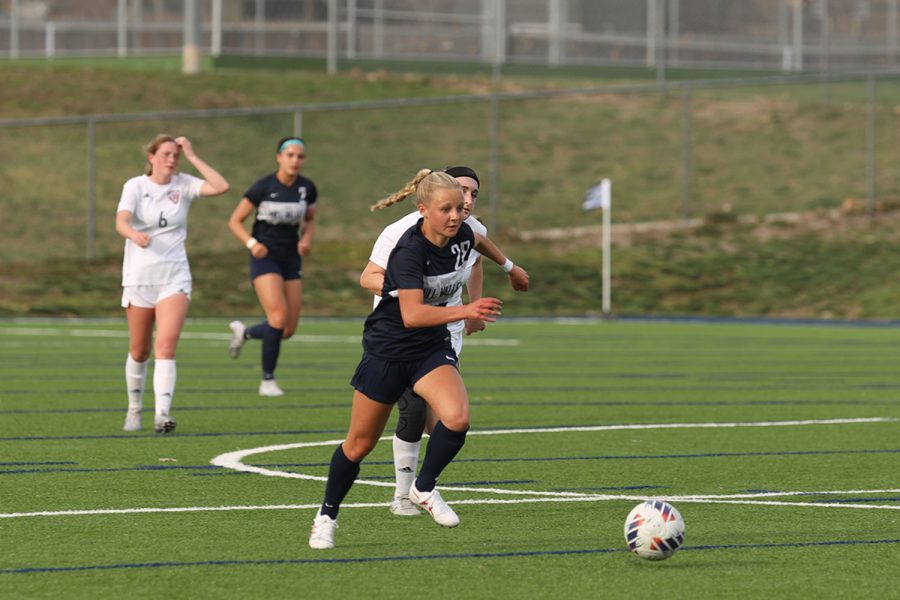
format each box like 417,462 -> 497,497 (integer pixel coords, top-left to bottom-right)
370,169 -> 433,212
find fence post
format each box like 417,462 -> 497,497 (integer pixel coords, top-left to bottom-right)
819,0 -> 830,101
646,0 -> 655,67
494,0 -> 506,68
327,0 -> 338,75
488,92 -> 499,234
86,118 -> 96,262
681,87 -> 692,221
890,0 -> 899,65
254,0 -> 265,56
211,0 -> 223,57
346,0 -> 357,60
10,0 -> 20,59
866,77 -> 877,213
668,0 -> 679,66
548,0 -> 565,67
117,0 -> 127,57
792,0 -> 804,70
293,110 -> 303,136
45,22 -> 55,58
373,0 -> 384,57
182,0 -> 202,74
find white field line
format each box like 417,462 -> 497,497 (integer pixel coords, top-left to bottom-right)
4,490 -> 900,520
0,349 -> 893,519
0,327 -> 519,346
208,418 -> 896,487
2,419 -> 897,519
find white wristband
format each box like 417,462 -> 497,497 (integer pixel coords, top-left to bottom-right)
245,237 -> 259,250
501,259 -> 514,273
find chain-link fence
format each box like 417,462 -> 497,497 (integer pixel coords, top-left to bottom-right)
2,72 -> 898,266
2,1 -> 900,71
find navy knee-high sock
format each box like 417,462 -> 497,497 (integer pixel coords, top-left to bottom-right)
321,444 -> 360,519
261,324 -> 284,380
415,421 -> 468,493
246,321 -> 268,340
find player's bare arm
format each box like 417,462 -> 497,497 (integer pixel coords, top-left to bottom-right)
359,261 -> 386,296
398,289 -> 501,328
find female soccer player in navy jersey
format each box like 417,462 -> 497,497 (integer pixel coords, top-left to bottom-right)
308,169 -> 508,550
359,166 -> 529,517
227,136 -> 318,397
116,134 -> 229,434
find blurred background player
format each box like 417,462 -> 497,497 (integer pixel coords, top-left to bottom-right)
309,169 -> 511,549
227,137 -> 318,396
359,165 -> 528,516
117,134 -> 230,433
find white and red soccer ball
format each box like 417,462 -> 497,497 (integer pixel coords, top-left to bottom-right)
624,500 -> 686,560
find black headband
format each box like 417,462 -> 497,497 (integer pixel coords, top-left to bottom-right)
443,166 -> 479,186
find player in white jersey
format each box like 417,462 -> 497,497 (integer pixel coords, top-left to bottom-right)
359,166 -> 529,516
116,134 -> 229,434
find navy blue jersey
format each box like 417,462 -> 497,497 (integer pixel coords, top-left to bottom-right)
362,219 -> 475,359
244,173 -> 317,250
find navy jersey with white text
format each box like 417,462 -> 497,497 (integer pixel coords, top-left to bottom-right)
362,219 -> 475,359
244,173 -> 317,250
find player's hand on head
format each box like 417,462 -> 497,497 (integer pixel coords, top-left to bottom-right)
509,266 -> 529,292
174,136 -> 194,157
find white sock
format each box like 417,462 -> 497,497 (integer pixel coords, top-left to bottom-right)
153,359 -> 176,417
125,354 -> 147,410
392,435 -> 421,498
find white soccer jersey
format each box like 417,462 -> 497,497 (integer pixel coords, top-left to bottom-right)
368,211 -> 487,338
117,173 -> 205,286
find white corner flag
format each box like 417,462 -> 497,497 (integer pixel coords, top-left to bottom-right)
582,178 -> 612,316
583,178 -> 611,211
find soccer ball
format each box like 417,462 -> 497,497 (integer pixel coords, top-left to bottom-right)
624,500 -> 685,560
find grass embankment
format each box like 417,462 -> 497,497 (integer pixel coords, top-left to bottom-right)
2,59 -> 899,319
5,209 -> 900,320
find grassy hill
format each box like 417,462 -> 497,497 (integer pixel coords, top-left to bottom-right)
2,58 -> 899,320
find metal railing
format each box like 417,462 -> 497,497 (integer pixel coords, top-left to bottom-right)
3,0 -> 900,73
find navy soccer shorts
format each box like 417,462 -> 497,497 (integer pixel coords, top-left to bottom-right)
249,249 -> 302,281
350,349 -> 459,405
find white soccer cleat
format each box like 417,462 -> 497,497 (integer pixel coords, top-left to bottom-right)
258,379 -> 285,397
309,511 -> 338,549
154,413 -> 177,434
409,484 -> 459,528
389,496 -> 422,516
123,407 -> 142,432
228,320 -> 247,359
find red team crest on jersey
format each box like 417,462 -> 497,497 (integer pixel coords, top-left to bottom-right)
167,190 -> 181,204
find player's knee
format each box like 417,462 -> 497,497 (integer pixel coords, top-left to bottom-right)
442,411 -> 469,432
154,337 -> 179,359
343,435 -> 378,462
130,347 -> 151,363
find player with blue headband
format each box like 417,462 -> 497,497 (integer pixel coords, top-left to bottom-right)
227,135 -> 318,397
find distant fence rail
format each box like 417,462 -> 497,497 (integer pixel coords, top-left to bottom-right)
3,0 -> 900,72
